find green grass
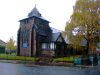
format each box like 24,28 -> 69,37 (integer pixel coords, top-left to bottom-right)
0,54 -> 81,63
54,55 -> 81,63
0,54 -> 35,61
54,57 -> 74,63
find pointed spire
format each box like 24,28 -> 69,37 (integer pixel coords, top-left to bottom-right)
35,4 -> 36,8
28,4 -> 41,18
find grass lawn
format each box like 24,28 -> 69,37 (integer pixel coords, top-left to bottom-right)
0,54 -> 81,64
54,55 -> 81,63
0,54 -> 35,62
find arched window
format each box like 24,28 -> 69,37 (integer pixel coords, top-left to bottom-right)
21,30 -> 29,48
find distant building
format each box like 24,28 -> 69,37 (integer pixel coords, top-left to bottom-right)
17,6 -> 67,57
0,40 -> 6,46
0,40 -> 6,53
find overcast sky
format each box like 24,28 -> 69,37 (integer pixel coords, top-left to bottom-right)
0,0 -> 76,42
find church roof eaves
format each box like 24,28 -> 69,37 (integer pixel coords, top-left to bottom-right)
19,6 -> 50,22
19,16 -> 49,23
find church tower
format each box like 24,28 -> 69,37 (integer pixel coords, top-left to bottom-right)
17,6 -> 52,56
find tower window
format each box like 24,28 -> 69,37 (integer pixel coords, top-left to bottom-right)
21,30 -> 29,48
23,19 -> 29,24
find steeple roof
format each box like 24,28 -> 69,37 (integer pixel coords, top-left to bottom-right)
26,5 -> 49,22
28,5 -> 41,18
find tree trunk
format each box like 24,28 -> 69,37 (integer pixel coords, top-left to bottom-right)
86,39 -> 90,55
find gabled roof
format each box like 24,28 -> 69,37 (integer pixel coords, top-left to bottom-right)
0,40 -> 6,47
50,27 -> 61,42
51,32 -> 61,42
44,32 -> 64,42
51,27 -> 61,33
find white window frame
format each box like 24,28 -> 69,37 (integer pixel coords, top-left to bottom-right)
42,43 -> 47,49
50,43 -> 55,50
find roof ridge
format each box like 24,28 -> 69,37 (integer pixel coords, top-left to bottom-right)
0,39 -> 6,43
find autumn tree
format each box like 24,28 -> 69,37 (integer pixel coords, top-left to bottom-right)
65,0 -> 100,54
6,37 -> 16,50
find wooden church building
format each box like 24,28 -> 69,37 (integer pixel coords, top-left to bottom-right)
17,6 -> 67,57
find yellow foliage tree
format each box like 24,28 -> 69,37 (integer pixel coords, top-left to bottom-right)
65,0 -> 100,54
6,37 -> 16,50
